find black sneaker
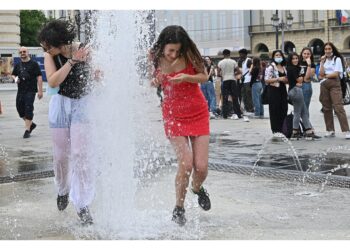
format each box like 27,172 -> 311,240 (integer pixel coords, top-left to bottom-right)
57,194 -> 69,211
30,122 -> 36,133
305,132 -> 322,141
193,186 -> 211,211
23,130 -> 31,139
290,131 -> 302,141
172,206 -> 186,226
77,206 -> 93,225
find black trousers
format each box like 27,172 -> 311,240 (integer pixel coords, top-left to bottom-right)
16,91 -> 36,120
268,85 -> 288,133
222,80 -> 242,119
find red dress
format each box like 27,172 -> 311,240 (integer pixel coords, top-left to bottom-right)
161,63 -> 209,138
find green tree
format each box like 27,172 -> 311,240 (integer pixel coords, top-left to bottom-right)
20,10 -> 47,46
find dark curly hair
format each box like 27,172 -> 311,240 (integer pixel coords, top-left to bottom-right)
38,19 -> 76,48
150,25 -> 204,73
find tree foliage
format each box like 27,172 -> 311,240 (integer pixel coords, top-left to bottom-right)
20,10 -> 48,46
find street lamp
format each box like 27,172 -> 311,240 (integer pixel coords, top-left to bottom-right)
271,11 -> 293,54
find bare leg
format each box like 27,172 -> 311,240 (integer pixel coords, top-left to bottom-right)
24,118 -> 32,131
190,135 -> 209,192
169,136 -> 193,208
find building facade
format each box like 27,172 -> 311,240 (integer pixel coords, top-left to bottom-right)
250,10 -> 350,58
0,10 -> 20,47
155,10 -> 251,56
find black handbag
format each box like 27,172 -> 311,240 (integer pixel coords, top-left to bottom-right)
261,84 -> 269,105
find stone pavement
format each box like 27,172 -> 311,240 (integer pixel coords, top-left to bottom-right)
1,82 -> 350,239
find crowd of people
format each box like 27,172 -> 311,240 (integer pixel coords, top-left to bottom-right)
199,45 -> 350,140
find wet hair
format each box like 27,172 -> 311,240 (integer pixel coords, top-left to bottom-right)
150,25 -> 204,73
222,49 -> 231,56
38,19 -> 76,48
271,49 -> 286,66
299,47 -> 314,63
287,52 -> 300,67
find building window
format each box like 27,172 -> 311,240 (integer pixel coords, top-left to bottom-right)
211,11 -> 218,41
219,12 -> 226,40
259,10 -> 264,31
312,10 -> 318,23
59,10 -> 66,19
299,10 -> 304,27
203,12 -> 210,41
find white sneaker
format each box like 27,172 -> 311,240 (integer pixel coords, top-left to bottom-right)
209,112 -> 216,120
230,114 -> 239,120
345,131 -> 350,140
324,131 -> 335,138
243,116 -> 250,122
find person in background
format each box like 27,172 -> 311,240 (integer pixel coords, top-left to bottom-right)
299,47 -> 316,111
11,47 -> 43,138
201,56 -> 217,119
286,52 -> 320,140
218,49 -> 249,121
249,57 -> 264,118
238,48 -> 254,114
149,25 -> 211,226
264,50 -> 288,135
319,42 -> 350,139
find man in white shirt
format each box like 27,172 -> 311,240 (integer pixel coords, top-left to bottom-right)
218,49 -> 248,121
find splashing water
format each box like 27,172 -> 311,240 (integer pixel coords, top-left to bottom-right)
302,145 -> 350,183
252,132 -> 302,176
76,10 -> 203,240
319,164 -> 350,192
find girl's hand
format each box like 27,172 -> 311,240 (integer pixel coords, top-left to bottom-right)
305,58 -> 311,65
168,73 -> 188,84
151,72 -> 164,87
151,77 -> 161,87
320,55 -> 326,64
72,46 -> 89,63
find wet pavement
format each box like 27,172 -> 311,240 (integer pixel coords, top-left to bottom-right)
1,82 -> 350,239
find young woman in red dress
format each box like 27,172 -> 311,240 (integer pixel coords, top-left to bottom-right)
149,25 -> 211,226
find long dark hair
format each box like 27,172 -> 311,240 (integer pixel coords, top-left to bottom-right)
252,57 -> 261,70
287,52 -> 300,67
321,42 -> 345,66
271,49 -> 286,66
150,25 -> 204,73
300,47 -> 314,63
38,19 -> 76,48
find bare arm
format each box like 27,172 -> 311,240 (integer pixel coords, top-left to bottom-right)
168,71 -> 208,84
44,52 -> 74,88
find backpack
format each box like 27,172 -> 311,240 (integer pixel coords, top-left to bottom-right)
282,112 -> 305,139
334,56 -> 349,103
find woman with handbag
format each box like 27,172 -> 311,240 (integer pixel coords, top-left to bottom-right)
286,52 -> 320,140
